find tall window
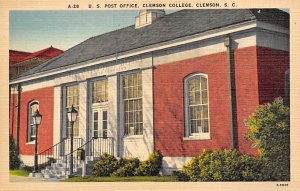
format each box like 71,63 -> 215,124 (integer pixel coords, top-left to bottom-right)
92,79 -> 108,103
123,73 -> 143,136
28,101 -> 39,142
184,73 -> 210,138
66,85 -> 79,137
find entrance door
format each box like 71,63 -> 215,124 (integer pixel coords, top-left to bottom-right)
91,107 -> 111,157
92,107 -> 108,138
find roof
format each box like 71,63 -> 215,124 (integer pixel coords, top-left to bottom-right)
16,46 -> 63,63
9,50 -> 31,64
18,9 -> 289,78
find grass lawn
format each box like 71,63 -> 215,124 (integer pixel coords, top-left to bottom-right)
64,176 -> 177,182
9,169 -> 29,177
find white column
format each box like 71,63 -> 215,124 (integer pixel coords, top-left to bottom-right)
79,81 -> 87,142
53,86 -> 61,146
108,75 -> 118,157
142,68 -> 154,156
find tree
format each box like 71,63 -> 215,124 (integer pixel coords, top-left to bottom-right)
246,98 -> 290,180
9,135 -> 22,169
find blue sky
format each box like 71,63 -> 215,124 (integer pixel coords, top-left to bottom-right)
9,10 -> 177,52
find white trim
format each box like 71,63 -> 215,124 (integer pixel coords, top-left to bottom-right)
256,21 -> 289,35
119,70 -> 143,138
162,157 -> 193,175
27,100 -> 39,143
10,20 -> 261,85
25,141 -> 35,145
184,73 -> 211,139
183,134 -> 211,140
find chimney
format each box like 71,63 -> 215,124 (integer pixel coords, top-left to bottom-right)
135,10 -> 165,29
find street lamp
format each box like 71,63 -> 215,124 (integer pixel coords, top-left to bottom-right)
67,105 -> 78,175
32,109 -> 42,174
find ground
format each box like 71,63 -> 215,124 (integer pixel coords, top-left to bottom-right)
63,176 -> 177,182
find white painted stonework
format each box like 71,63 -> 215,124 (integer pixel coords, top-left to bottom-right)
162,157 -> 193,175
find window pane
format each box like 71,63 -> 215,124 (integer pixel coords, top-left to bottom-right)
191,120 -> 196,133
94,112 -> 98,121
195,91 -> 201,105
202,105 -> 208,118
201,77 -> 208,90
203,119 -> 209,133
94,122 -> 98,130
202,90 -> 208,104
103,111 -> 107,120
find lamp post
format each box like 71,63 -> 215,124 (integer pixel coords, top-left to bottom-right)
32,109 -> 42,174
67,105 -> 78,175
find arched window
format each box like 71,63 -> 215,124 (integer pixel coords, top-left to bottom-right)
184,73 -> 210,139
28,101 -> 39,142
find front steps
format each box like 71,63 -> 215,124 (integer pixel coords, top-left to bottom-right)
34,157 -> 98,180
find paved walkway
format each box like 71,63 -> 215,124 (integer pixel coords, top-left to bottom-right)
9,175 -> 61,182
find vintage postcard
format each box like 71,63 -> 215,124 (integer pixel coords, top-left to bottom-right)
0,0 -> 299,190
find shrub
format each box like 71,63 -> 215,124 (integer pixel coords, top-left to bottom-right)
178,149 -> 263,181
246,98 -> 290,181
93,153 -> 119,176
9,135 -> 21,170
134,151 -> 163,176
112,158 -> 140,177
22,165 -> 34,173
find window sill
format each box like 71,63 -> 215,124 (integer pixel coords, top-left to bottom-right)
123,135 -> 143,140
26,141 -> 36,145
183,134 -> 211,141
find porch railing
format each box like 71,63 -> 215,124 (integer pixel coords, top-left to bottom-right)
64,137 -> 114,175
38,138 -> 83,172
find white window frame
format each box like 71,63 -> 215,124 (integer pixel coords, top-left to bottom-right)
27,100 -> 39,144
65,84 -> 80,138
184,73 -> 211,140
91,78 -> 108,104
120,70 -> 143,138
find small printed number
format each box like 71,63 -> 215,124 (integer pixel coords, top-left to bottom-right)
277,184 -> 288,186
68,4 -> 79,8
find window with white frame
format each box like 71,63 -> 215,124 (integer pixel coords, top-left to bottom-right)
184,73 -> 210,138
28,101 -> 39,142
123,72 -> 143,136
92,79 -> 108,103
66,85 -> 79,137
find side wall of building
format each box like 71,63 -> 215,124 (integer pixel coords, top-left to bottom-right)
10,87 -> 54,165
257,47 -> 290,104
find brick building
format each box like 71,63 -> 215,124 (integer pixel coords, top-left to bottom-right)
9,46 -> 63,79
9,9 -> 289,176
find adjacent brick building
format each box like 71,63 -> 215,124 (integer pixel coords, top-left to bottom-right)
9,46 -> 63,79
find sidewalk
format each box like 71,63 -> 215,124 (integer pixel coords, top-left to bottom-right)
9,175 -> 61,182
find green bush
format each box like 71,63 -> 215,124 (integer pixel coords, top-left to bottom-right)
246,98 -> 290,181
9,135 -> 21,170
22,165 -> 34,173
177,149 -> 263,181
134,151 -> 163,176
112,158 -> 140,177
93,153 -> 119,176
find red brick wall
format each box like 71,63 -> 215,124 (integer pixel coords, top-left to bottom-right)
234,47 -> 260,155
257,47 -> 289,104
11,87 -> 54,155
9,93 -> 18,139
153,46 -> 264,157
153,51 -> 233,157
